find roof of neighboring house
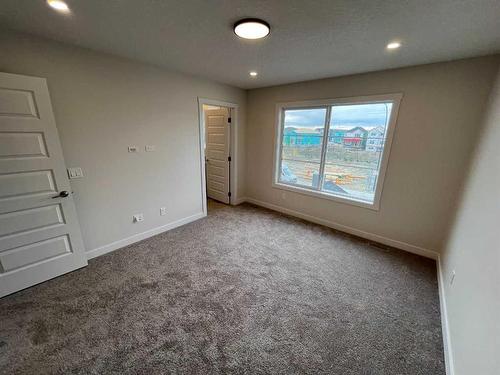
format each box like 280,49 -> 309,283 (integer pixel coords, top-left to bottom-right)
284,127 -> 323,135
345,126 -> 368,134
368,126 -> 385,135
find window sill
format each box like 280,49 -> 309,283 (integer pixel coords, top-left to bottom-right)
272,182 -> 380,211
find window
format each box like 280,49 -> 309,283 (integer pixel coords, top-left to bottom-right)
274,94 -> 402,209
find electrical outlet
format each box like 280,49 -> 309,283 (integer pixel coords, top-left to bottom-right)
450,270 -> 456,285
145,145 -> 156,152
160,207 -> 167,216
128,146 -> 138,153
133,213 -> 144,223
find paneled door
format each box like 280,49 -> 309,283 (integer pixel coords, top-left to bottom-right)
0,72 -> 87,298
205,108 -> 230,204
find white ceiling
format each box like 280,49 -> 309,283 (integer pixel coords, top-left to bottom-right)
1,0 -> 499,89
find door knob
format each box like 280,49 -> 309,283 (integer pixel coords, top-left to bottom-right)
52,191 -> 70,198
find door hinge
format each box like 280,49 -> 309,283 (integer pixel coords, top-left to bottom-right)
228,192 -> 232,197
228,117 -> 231,123
228,156 -> 231,162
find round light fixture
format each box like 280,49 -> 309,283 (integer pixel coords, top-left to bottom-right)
47,0 -> 70,12
386,41 -> 402,50
234,19 -> 270,40
249,71 -> 258,77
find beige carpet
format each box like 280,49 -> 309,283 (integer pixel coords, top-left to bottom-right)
0,200 -> 445,374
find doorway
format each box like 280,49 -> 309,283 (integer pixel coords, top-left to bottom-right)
204,105 -> 231,204
198,99 -> 239,214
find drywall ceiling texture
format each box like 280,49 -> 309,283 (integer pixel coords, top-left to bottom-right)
440,67 -> 500,375
0,0 -> 499,88
245,56 -> 500,253
0,31 -> 247,254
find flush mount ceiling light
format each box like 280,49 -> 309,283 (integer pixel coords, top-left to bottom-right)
386,41 -> 402,50
234,18 -> 270,39
249,71 -> 258,77
47,0 -> 70,13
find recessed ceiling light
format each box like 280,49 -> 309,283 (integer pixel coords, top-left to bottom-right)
249,71 -> 258,77
386,41 -> 402,50
234,19 -> 270,40
47,0 -> 70,13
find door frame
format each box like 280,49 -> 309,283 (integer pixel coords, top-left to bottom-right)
198,98 -> 239,215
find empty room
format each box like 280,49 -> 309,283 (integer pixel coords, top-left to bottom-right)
0,1 -> 499,374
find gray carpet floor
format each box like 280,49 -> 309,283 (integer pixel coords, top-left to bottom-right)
0,200 -> 445,374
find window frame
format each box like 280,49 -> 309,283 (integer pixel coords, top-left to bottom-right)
272,93 -> 403,211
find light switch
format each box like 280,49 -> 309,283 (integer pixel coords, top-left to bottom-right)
128,146 -> 138,153
145,145 -> 156,152
67,167 -> 83,179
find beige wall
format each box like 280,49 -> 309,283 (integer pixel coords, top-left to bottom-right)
246,56 -> 500,253
440,67 -> 500,375
0,31 -> 247,254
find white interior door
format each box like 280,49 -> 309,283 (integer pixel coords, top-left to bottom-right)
205,108 -> 230,204
0,72 -> 87,298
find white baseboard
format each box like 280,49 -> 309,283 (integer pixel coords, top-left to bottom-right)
231,196 -> 248,205
243,197 -> 454,372
243,197 -> 439,260
437,256 -> 455,375
84,197 -> 453,373
84,196 -> 452,373
86,212 -> 206,260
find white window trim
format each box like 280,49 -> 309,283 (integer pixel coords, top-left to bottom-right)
272,93 -> 403,211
